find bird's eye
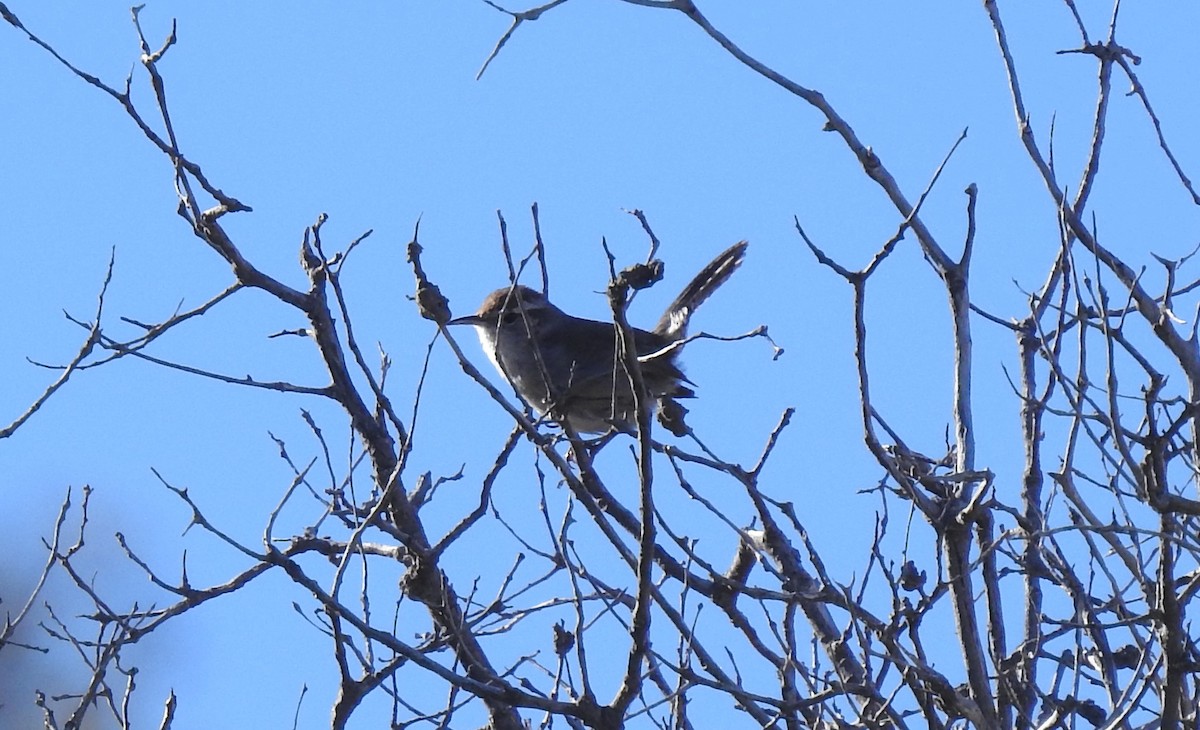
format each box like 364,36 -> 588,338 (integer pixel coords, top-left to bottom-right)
500,312 -> 519,325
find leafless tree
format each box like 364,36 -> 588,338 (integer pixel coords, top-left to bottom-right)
2,2 -> 1198,728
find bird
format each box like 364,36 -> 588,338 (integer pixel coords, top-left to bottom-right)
449,241 -> 747,434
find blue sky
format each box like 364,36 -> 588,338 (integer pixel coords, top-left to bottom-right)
2,2 -> 1198,727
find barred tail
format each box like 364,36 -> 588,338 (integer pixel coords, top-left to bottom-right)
653,241 -> 747,341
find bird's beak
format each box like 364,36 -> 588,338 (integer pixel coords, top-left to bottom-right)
447,314 -> 484,327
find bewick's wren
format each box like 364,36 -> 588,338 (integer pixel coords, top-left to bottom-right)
449,241 -> 747,433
